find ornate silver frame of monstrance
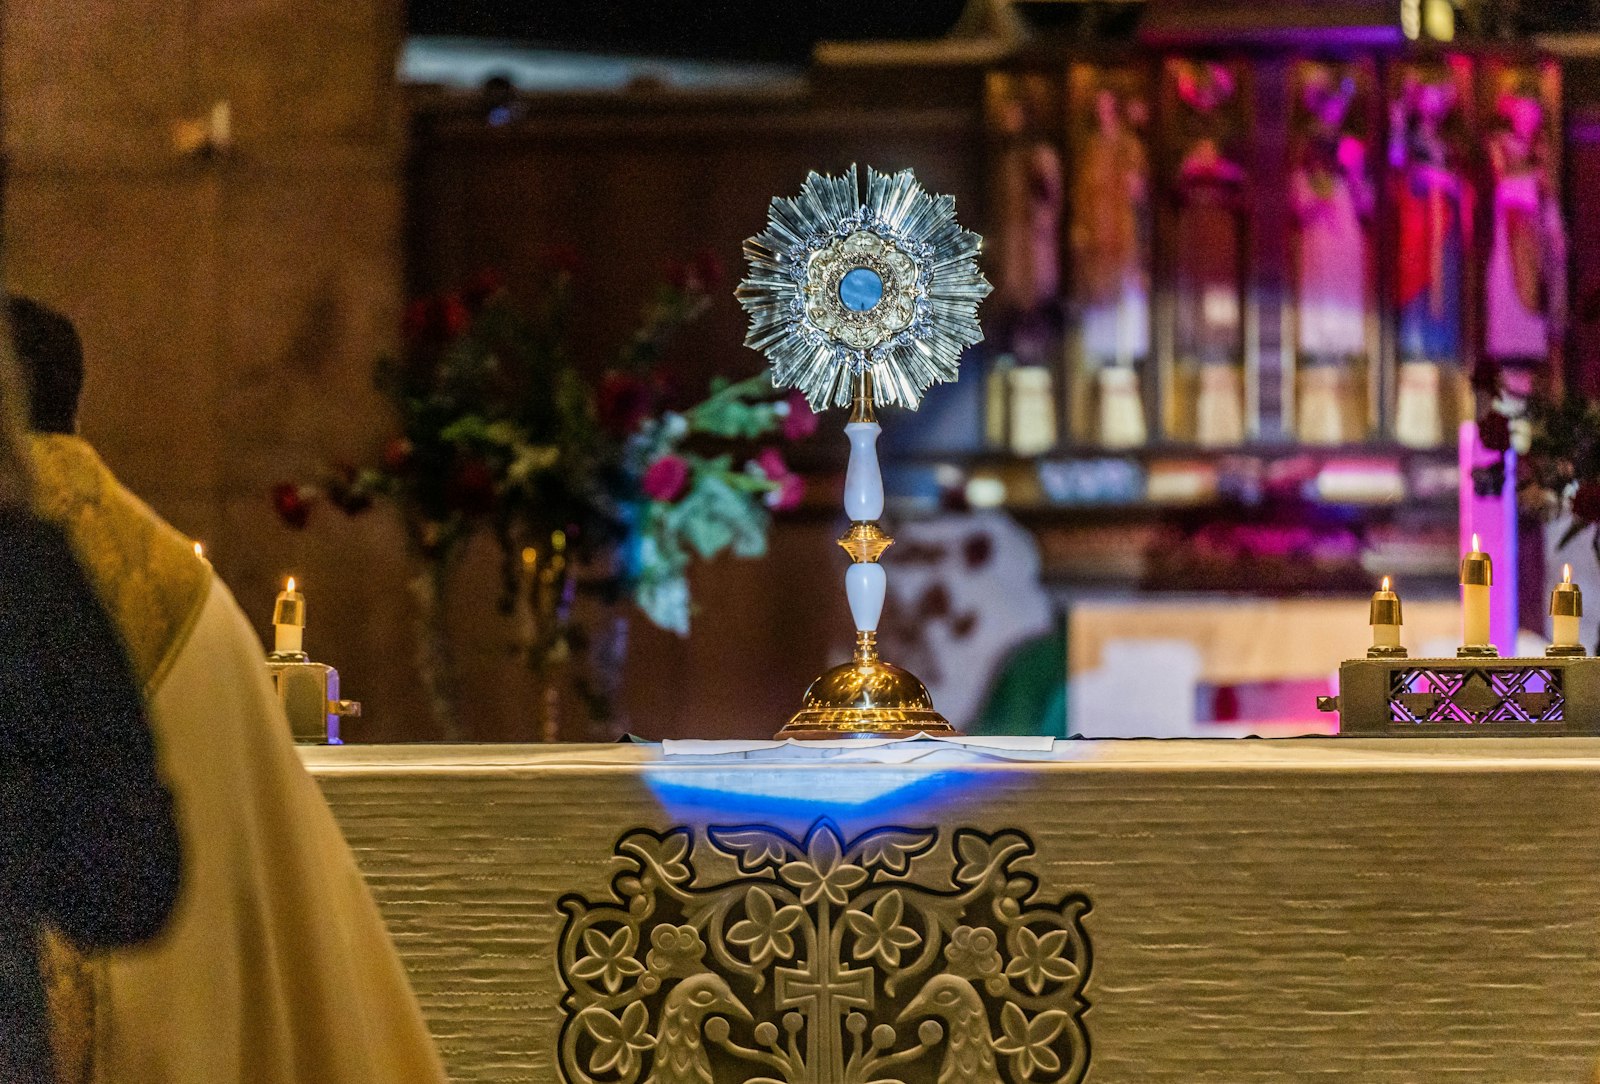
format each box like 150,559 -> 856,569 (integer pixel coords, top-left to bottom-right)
737,165 -> 992,738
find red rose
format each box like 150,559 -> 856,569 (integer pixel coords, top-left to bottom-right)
640,455 -> 691,502
401,294 -> 470,343
1573,481 -> 1600,524
461,268 -> 505,310
445,458 -> 497,516
381,436 -> 414,474
597,371 -> 656,436
1478,412 -> 1512,453
439,293 -> 469,338
271,482 -> 314,530
780,391 -> 819,441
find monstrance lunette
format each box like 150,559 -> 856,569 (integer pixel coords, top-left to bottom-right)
737,165 -> 992,738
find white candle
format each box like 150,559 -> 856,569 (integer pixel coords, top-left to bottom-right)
1551,563 -> 1583,650
273,576 -> 306,655
1370,576 -> 1402,652
1460,533 -> 1492,650
210,100 -> 232,147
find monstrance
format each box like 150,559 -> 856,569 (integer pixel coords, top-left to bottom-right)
737,165 -> 991,738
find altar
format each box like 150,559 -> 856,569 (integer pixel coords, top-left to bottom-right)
305,739 -> 1600,1083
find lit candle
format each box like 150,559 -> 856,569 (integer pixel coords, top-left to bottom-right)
193,540 -> 205,559
1549,563 -> 1584,656
1369,576 -> 1404,656
273,576 -> 306,655
1460,533 -> 1493,653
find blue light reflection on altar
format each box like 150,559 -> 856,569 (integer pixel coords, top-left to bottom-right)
642,765 -> 986,825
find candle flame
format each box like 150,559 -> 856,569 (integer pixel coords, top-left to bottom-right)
193,541 -> 204,558
1564,563 -> 1573,585
1471,532 -> 1480,553
286,576 -> 296,593
1381,576 -> 1391,592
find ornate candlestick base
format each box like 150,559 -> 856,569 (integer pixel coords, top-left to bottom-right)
778,633 -> 955,739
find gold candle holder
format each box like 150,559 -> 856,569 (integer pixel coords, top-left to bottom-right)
265,577 -> 359,744
1458,533 -> 1497,658
1548,563 -> 1585,657
1368,576 -> 1406,658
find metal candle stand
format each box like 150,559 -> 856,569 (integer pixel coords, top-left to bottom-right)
1319,654 -> 1600,737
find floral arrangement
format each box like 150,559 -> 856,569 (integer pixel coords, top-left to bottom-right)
1474,365 -> 1600,556
274,253 -> 814,734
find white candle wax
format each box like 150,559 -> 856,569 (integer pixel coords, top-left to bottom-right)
273,577 -> 305,654
1462,584 -> 1490,647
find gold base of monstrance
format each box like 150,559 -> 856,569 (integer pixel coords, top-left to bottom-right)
777,640 -> 955,738
737,166 -> 989,740
774,392 -> 954,740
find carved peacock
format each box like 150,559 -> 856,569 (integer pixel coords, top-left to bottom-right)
644,973 -> 752,1084
898,974 -> 1003,1084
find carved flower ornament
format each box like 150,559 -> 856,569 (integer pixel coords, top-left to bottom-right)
557,818 -> 1093,1084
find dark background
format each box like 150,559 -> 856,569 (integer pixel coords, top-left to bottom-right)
405,0 -> 1600,59
405,2 -> 970,62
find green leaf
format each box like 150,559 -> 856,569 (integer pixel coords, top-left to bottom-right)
635,573 -> 690,634
685,373 -> 782,439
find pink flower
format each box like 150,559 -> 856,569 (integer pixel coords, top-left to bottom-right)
780,392 -> 819,441
641,455 -> 690,502
753,448 -> 804,512
769,474 -> 804,512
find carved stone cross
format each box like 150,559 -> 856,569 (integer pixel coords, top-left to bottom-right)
775,957 -> 875,1083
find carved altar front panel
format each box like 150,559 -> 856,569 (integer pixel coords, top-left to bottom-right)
556,819 -> 1091,1084
307,741 -> 1600,1083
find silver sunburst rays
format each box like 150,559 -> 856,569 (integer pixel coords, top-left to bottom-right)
736,165 -> 992,411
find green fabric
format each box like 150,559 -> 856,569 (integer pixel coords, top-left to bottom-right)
968,628 -> 1068,738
